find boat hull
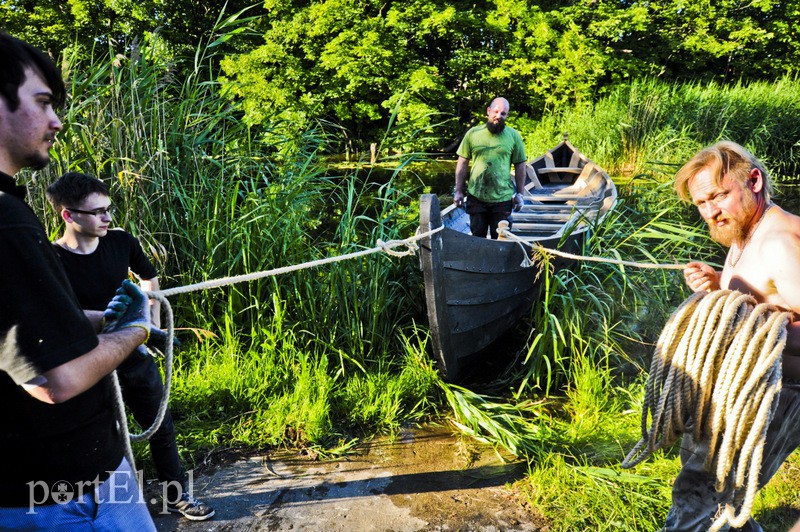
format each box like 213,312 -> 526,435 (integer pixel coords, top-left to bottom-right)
419,139 -> 616,382
419,195 -> 582,381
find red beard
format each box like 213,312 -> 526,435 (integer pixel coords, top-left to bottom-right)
707,190 -> 757,248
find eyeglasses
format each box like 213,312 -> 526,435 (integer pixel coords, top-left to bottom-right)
66,205 -> 116,217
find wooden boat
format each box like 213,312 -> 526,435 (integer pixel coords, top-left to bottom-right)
419,136 -> 617,382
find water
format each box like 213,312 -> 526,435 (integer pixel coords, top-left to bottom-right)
325,157 -> 457,196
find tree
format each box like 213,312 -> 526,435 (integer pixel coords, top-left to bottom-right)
0,0 -> 254,65
6,0 -> 800,153
218,0 -> 655,151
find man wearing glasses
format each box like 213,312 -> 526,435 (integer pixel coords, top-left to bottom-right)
46,172 -> 215,521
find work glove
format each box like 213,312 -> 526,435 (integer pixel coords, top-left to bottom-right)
513,192 -> 524,212
134,344 -> 151,358
147,326 -> 181,353
101,279 -> 151,342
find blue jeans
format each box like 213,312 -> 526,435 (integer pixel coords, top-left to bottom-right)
664,385 -> 800,531
117,350 -> 186,502
0,458 -> 155,531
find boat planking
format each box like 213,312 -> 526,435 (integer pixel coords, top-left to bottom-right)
419,137 -> 618,382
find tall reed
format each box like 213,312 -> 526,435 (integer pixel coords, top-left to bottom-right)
519,76 -> 800,179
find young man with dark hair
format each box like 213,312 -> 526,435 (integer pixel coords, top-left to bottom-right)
0,32 -> 155,528
47,171 -> 215,521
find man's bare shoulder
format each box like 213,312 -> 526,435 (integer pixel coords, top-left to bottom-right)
761,206 -> 800,255
726,205 -> 800,302
772,204 -> 800,228
747,205 -> 800,311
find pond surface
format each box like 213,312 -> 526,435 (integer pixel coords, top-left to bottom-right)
325,157 -> 456,197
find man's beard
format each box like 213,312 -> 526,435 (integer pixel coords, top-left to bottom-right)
24,151 -> 50,171
708,190 -> 757,247
486,120 -> 505,134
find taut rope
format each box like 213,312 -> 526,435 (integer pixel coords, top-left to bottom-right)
115,226 -> 443,472
497,225 -> 685,270
621,290 -> 789,532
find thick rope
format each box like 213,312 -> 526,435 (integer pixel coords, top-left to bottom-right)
155,227 -> 440,298
497,226 -> 685,270
114,226 -> 443,467
111,370 -> 136,471
118,221 -> 685,472
621,290 -> 789,532
126,292 -> 175,443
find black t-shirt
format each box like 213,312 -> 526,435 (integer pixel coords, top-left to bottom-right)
53,229 -> 158,311
0,172 -> 124,507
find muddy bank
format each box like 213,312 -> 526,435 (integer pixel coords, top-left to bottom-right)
148,425 -> 548,531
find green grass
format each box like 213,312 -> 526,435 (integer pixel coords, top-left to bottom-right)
520,452 -> 677,531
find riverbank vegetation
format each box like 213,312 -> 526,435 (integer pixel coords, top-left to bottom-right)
12,9 -> 800,531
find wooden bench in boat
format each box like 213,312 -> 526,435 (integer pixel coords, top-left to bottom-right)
510,223 -> 565,234
512,212 -> 576,223
526,163 -> 608,202
536,167 -> 582,175
517,202 -> 597,213
512,207 -> 593,239
529,150 -> 588,184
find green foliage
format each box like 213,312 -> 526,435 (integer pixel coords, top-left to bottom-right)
336,329 -> 443,432
0,0 -> 254,70
216,0 -> 800,152
520,452 -> 676,531
23,24 -> 440,460
8,0 -> 800,153
220,0 -> 472,152
443,384 -> 556,460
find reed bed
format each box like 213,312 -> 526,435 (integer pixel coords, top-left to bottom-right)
27,24 -> 442,463
520,76 -> 800,180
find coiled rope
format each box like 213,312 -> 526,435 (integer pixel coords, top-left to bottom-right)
620,289 -> 789,532
115,226 -> 442,472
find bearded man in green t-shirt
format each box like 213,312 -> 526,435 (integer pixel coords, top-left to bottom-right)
453,97 -> 527,239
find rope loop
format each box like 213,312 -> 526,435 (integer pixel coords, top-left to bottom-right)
377,238 -> 419,257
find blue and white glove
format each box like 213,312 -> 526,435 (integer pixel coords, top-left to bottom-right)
101,279 -> 151,342
513,192 -> 524,212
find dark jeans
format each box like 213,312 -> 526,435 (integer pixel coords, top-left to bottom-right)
117,351 -> 186,502
466,196 -> 513,239
664,385 -> 800,531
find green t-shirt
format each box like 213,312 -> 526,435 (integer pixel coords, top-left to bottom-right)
457,124 -> 527,203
